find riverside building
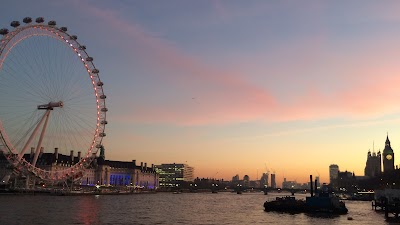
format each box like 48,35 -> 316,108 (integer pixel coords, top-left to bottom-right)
364,135 -> 397,177
364,146 -> 381,178
0,146 -> 159,190
83,146 -> 158,189
154,163 -> 194,188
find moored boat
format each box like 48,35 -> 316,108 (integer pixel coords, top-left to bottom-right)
264,175 -> 348,215
264,196 -> 306,213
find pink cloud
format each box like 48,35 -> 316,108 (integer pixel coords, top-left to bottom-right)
72,1 -> 400,126
212,0 -> 229,21
71,1 -> 277,124
275,66 -> 400,122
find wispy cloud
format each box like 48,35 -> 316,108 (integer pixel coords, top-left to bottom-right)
72,1 -> 400,126
229,116 -> 400,141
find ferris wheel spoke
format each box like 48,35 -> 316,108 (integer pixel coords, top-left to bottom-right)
13,115 -> 39,148
1,63 -> 48,100
5,42 -> 51,98
1,64 -> 52,101
11,40 -> 46,90
59,110 -> 94,146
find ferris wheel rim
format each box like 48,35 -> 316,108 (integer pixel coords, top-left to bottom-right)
0,18 -> 107,181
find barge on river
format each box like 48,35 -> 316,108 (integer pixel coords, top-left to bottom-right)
264,175 -> 348,214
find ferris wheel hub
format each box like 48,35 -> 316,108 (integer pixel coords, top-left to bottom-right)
37,101 -> 64,110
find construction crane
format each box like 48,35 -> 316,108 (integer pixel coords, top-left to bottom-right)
264,163 -> 270,175
315,170 -> 320,188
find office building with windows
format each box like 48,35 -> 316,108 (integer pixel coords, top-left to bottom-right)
154,163 -> 194,188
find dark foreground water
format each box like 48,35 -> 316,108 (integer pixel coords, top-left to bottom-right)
0,192 -> 389,225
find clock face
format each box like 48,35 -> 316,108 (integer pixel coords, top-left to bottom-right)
386,154 -> 393,160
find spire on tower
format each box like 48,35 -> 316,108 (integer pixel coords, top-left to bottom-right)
386,133 -> 391,147
373,141 -> 375,153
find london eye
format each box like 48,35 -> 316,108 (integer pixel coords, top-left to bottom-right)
0,17 -> 107,182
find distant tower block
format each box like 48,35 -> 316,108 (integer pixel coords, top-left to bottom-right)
271,174 -> 276,189
329,164 -> 339,189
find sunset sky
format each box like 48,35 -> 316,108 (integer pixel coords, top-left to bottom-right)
3,1 -> 400,185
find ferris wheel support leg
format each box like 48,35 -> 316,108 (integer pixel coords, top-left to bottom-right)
18,110 -> 51,160
1,171 -> 11,184
32,110 -> 51,167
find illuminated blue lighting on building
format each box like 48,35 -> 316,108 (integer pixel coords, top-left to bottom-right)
110,174 -> 131,186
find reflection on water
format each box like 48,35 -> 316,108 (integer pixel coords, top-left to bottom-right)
76,195 -> 100,225
0,192 -> 388,225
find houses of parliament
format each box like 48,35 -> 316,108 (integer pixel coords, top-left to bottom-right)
364,134 -> 396,177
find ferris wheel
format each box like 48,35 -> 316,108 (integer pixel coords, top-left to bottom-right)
0,17 -> 107,182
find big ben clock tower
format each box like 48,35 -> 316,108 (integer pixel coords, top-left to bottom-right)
383,134 -> 394,172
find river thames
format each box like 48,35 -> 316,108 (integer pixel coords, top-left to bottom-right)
0,192 -> 388,225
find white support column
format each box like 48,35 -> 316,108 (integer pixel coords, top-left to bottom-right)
18,110 -> 51,160
32,110 -> 51,166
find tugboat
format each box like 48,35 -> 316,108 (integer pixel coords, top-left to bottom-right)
305,184 -> 348,214
264,175 -> 348,214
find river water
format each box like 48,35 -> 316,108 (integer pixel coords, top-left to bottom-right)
0,192 -> 389,225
